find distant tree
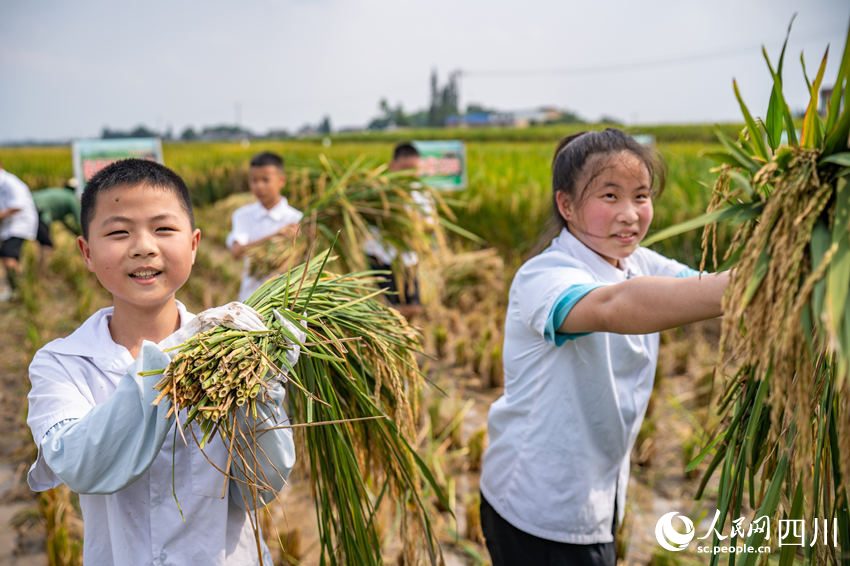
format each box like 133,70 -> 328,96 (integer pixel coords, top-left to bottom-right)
466,103 -> 500,115
544,109 -> 585,125
318,116 -> 332,134
266,128 -> 290,139
101,124 -> 159,139
201,124 -> 252,138
368,98 -> 411,130
129,125 -> 158,138
180,127 -> 199,141
427,69 -> 460,127
595,115 -> 622,125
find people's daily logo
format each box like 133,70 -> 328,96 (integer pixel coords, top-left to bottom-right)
655,512 -> 695,551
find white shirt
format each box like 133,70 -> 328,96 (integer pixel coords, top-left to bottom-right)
226,198 -> 303,301
0,169 -> 38,240
480,229 -> 693,544
27,303 -> 273,565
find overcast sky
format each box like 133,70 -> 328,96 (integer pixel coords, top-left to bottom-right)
2,0 -> 847,143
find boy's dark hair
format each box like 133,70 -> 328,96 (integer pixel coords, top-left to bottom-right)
80,159 -> 194,239
392,142 -> 420,161
250,152 -> 285,170
551,128 -> 665,230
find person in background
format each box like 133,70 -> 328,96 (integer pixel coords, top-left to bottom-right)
32,178 -> 82,267
26,158 -> 296,565
33,178 -> 82,240
0,161 -> 39,301
227,152 -> 302,302
479,129 -> 730,565
364,142 -> 431,319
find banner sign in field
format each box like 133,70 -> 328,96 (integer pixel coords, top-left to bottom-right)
412,140 -> 467,190
72,138 -> 164,192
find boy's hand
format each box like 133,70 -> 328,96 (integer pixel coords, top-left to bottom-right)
272,308 -> 306,373
190,302 -> 267,333
277,223 -> 300,239
159,303 -> 267,353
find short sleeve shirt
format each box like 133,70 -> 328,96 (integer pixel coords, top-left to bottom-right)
0,170 -> 38,240
479,228 -> 696,544
226,198 -> 302,301
26,303 -> 271,565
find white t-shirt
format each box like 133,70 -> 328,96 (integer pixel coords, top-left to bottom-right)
226,198 -> 303,301
26,303 -> 273,565
0,169 -> 38,240
479,228 -> 695,544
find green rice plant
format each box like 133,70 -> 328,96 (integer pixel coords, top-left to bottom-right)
654,19 -> 850,565
38,487 -> 83,566
151,250 -> 445,565
244,156 -> 475,300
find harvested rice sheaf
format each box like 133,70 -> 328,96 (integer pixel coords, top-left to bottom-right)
679,21 -> 850,561
152,250 -> 443,566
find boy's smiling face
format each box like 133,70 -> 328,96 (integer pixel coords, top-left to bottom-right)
77,183 -> 200,313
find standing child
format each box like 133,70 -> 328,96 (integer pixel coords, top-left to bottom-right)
26,159 -> 296,565
227,152 -> 302,302
479,129 -> 729,566
0,162 -> 39,300
363,142 -> 431,319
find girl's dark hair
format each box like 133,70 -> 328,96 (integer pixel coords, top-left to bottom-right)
80,158 -> 194,239
530,128 -> 666,256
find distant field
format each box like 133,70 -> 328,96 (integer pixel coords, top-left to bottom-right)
1,134 -> 727,268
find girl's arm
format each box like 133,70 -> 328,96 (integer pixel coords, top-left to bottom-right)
560,272 -> 730,335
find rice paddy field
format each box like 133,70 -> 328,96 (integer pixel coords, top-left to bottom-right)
0,133 -> 744,565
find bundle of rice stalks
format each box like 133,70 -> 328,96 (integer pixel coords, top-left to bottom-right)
246,221 -> 314,279
648,20 -> 850,563
429,249 -> 506,387
439,248 -> 505,311
249,155 -> 478,295
152,250 -> 445,565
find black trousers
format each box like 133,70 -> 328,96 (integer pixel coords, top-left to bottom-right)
480,493 -> 616,566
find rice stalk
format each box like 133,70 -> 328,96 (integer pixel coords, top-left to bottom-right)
666,20 -> 850,564
151,249 -> 444,565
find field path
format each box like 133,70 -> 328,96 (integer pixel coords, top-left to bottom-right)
0,297 -> 47,565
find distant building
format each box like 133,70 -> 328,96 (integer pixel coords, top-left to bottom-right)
820,86 -> 835,116
446,107 -> 567,128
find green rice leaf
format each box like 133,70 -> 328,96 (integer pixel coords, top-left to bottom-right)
739,453 -> 788,566
811,218 -> 830,325
777,480 -> 804,566
702,150 -> 749,168
821,153 -> 850,167
686,430 -> 726,473
763,18 -> 795,148
733,80 -> 769,160
716,129 -> 761,173
642,202 -> 761,246
742,249 -> 770,309
800,47 -> 829,148
825,19 -> 850,134
826,177 -> 850,347
743,374 -> 770,466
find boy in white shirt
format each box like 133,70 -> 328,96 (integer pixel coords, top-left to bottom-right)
0,162 -> 39,299
363,142 -> 430,319
227,152 -> 302,301
26,158 -> 296,565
